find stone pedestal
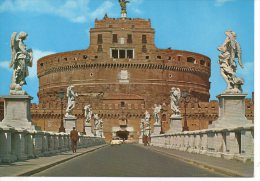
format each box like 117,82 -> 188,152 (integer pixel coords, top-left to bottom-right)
0,95 -> 35,130
84,123 -> 94,137
64,116 -> 77,133
167,115 -> 182,133
209,93 -> 252,128
99,130 -> 105,138
94,128 -> 99,137
152,123 -> 161,135
145,127 -> 151,137
121,13 -> 126,18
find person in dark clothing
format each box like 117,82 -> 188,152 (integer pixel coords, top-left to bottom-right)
70,127 -> 79,153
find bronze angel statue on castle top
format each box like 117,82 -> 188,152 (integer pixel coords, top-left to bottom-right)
119,0 -> 129,15
9,32 -> 33,95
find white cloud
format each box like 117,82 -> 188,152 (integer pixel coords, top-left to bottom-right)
29,49 -> 55,78
128,0 -> 143,14
0,60 -> 10,70
0,49 -> 54,79
90,1 -> 114,20
0,0 -> 146,22
214,0 -> 235,7
237,61 -> 254,79
0,0 -> 115,23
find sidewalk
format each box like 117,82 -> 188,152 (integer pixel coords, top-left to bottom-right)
138,144 -> 254,177
0,144 -> 108,176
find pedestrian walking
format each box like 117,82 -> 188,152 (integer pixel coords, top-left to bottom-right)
70,127 -> 79,153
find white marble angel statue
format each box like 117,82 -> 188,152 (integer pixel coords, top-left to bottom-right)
218,31 -> 244,93
140,118 -> 145,136
144,110 -> 151,128
65,85 -> 78,117
9,32 -> 33,94
170,87 -> 181,116
153,104 -> 162,125
94,113 -> 100,130
84,104 -> 92,125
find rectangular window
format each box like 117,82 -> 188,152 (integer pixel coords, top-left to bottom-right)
97,34 -> 103,44
127,34 -> 132,44
111,48 -> 134,59
142,45 -> 147,53
119,50 -> 126,58
112,49 -> 118,58
121,101 -> 125,108
200,60 -> 205,66
97,45 -> 102,52
127,50 -> 133,58
142,34 -> 147,44
112,34 -> 118,43
119,38 -> 125,44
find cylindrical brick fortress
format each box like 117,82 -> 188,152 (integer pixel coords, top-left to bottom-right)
35,17 -> 211,141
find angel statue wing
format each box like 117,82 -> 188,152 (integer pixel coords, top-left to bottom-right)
235,41 -> 243,68
10,32 -> 18,68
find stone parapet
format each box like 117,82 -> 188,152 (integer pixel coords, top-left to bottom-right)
145,125 -> 254,162
0,126 -> 105,164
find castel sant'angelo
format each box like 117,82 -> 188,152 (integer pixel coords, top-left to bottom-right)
22,1 -> 253,142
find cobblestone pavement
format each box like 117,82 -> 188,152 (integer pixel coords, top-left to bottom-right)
33,144 -> 226,177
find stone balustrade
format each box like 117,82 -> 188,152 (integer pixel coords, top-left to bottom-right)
141,126 -> 253,162
0,127 -> 106,163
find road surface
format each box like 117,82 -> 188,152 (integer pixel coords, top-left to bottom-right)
33,144 -> 225,177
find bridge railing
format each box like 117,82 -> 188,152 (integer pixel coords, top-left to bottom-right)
0,127 -> 105,163
141,126 -> 253,162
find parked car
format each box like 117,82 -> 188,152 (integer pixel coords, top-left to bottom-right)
110,137 -> 123,145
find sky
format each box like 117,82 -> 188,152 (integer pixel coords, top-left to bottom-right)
0,0 -> 254,104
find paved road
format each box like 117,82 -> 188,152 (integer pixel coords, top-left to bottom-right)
33,144 -> 225,177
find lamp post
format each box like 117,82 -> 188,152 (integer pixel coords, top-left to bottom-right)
160,117 -> 164,134
141,119 -> 145,143
160,105 -> 165,134
58,91 -> 65,132
82,108 -> 86,135
181,90 -> 190,131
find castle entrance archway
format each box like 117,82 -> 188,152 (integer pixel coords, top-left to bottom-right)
112,127 -> 134,140
116,130 -> 129,140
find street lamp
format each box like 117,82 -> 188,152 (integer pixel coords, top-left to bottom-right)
160,105 -> 165,134
140,119 -> 145,143
160,117 -> 164,134
58,91 -> 65,132
181,90 -> 190,131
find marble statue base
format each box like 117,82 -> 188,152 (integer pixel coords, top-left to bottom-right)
209,93 -> 252,128
94,128 -> 99,137
99,130 -> 105,138
93,129 -> 105,138
121,13 -> 126,18
152,123 -> 161,135
0,95 -> 35,130
84,124 -> 94,137
145,127 -> 151,136
64,116 -> 77,133
167,115 -> 182,133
